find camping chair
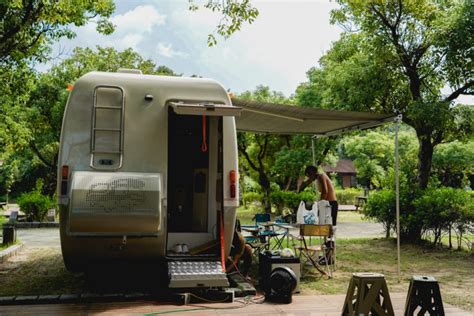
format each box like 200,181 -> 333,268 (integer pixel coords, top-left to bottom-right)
252,213 -> 289,250
241,214 -> 270,258
293,224 -> 334,278
241,213 -> 288,256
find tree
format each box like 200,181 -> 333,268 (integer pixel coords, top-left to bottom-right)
432,140 -> 474,188
0,63 -> 38,195
0,0 -> 115,64
340,129 -> 418,188
298,0 -> 473,190
0,47 -> 177,195
237,86 -> 289,212
188,0 -> 259,46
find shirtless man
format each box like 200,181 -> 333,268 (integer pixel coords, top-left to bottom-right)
298,165 -> 338,226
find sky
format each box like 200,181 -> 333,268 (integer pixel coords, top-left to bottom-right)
45,0 -> 343,97
45,0 -> 472,104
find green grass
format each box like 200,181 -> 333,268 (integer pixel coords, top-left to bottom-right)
237,206 -> 257,225
0,240 -> 19,251
0,239 -> 472,312
424,233 -> 474,251
298,238 -> 474,312
337,211 -> 367,223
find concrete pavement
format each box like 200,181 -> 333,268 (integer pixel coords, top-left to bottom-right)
6,219 -> 385,249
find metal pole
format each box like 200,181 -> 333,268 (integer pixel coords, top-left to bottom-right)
311,136 -> 318,192
395,115 -> 402,282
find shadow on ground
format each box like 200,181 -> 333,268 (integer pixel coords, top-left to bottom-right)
0,248 -> 169,296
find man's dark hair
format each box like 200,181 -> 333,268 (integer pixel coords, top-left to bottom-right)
305,165 -> 318,175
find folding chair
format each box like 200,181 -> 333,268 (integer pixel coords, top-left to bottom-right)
242,213 -> 288,255
293,224 -> 334,278
241,214 -> 270,259
254,213 -> 289,250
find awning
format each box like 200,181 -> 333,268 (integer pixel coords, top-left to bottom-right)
170,101 -> 242,117
232,98 -> 397,136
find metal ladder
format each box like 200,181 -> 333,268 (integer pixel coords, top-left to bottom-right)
90,85 -> 125,170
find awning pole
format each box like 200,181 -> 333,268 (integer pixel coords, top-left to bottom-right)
311,136 -> 318,192
395,114 -> 402,282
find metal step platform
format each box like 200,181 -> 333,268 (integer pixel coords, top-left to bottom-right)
168,261 -> 229,288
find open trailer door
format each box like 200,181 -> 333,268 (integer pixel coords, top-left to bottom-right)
167,101 -> 241,288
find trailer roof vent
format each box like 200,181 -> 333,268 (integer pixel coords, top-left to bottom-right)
117,68 -> 143,75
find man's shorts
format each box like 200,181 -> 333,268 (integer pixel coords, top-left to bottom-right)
329,201 -> 338,226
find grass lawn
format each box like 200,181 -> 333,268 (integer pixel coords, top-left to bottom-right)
299,238 -> 474,312
337,210 -> 366,223
0,238 -> 472,312
237,206 -> 257,225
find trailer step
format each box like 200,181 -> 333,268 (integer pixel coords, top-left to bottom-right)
168,261 -> 229,288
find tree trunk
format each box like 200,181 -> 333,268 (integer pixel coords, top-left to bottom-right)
417,133 -> 434,189
259,171 -> 272,213
448,226 -> 452,249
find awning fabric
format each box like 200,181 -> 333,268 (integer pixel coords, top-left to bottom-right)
232,98 -> 397,136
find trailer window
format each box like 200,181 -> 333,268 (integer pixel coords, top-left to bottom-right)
90,86 -> 124,170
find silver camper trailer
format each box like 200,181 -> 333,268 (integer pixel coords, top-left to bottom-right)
57,70 -> 241,288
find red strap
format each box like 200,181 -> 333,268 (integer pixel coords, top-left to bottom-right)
201,115 -> 207,152
220,210 -> 226,272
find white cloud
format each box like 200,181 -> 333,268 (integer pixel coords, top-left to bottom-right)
100,5 -> 168,52
156,42 -> 188,58
111,5 -> 166,33
167,1 -> 342,95
105,33 -> 144,50
44,1 -> 343,96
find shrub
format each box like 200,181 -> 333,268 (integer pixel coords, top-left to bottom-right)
364,186 -> 420,240
335,188 -> 363,205
242,192 -> 262,208
17,180 -> 54,222
270,190 -> 316,215
363,189 -> 396,238
365,186 -> 473,247
413,187 -> 473,247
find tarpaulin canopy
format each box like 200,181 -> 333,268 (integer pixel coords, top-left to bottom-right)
232,98 -> 397,136
232,97 -> 403,281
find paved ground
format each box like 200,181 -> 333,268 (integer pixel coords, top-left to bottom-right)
16,228 -> 61,248
0,292 -> 471,315
10,220 -> 385,249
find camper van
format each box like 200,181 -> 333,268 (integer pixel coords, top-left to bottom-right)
57,70 -> 241,288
